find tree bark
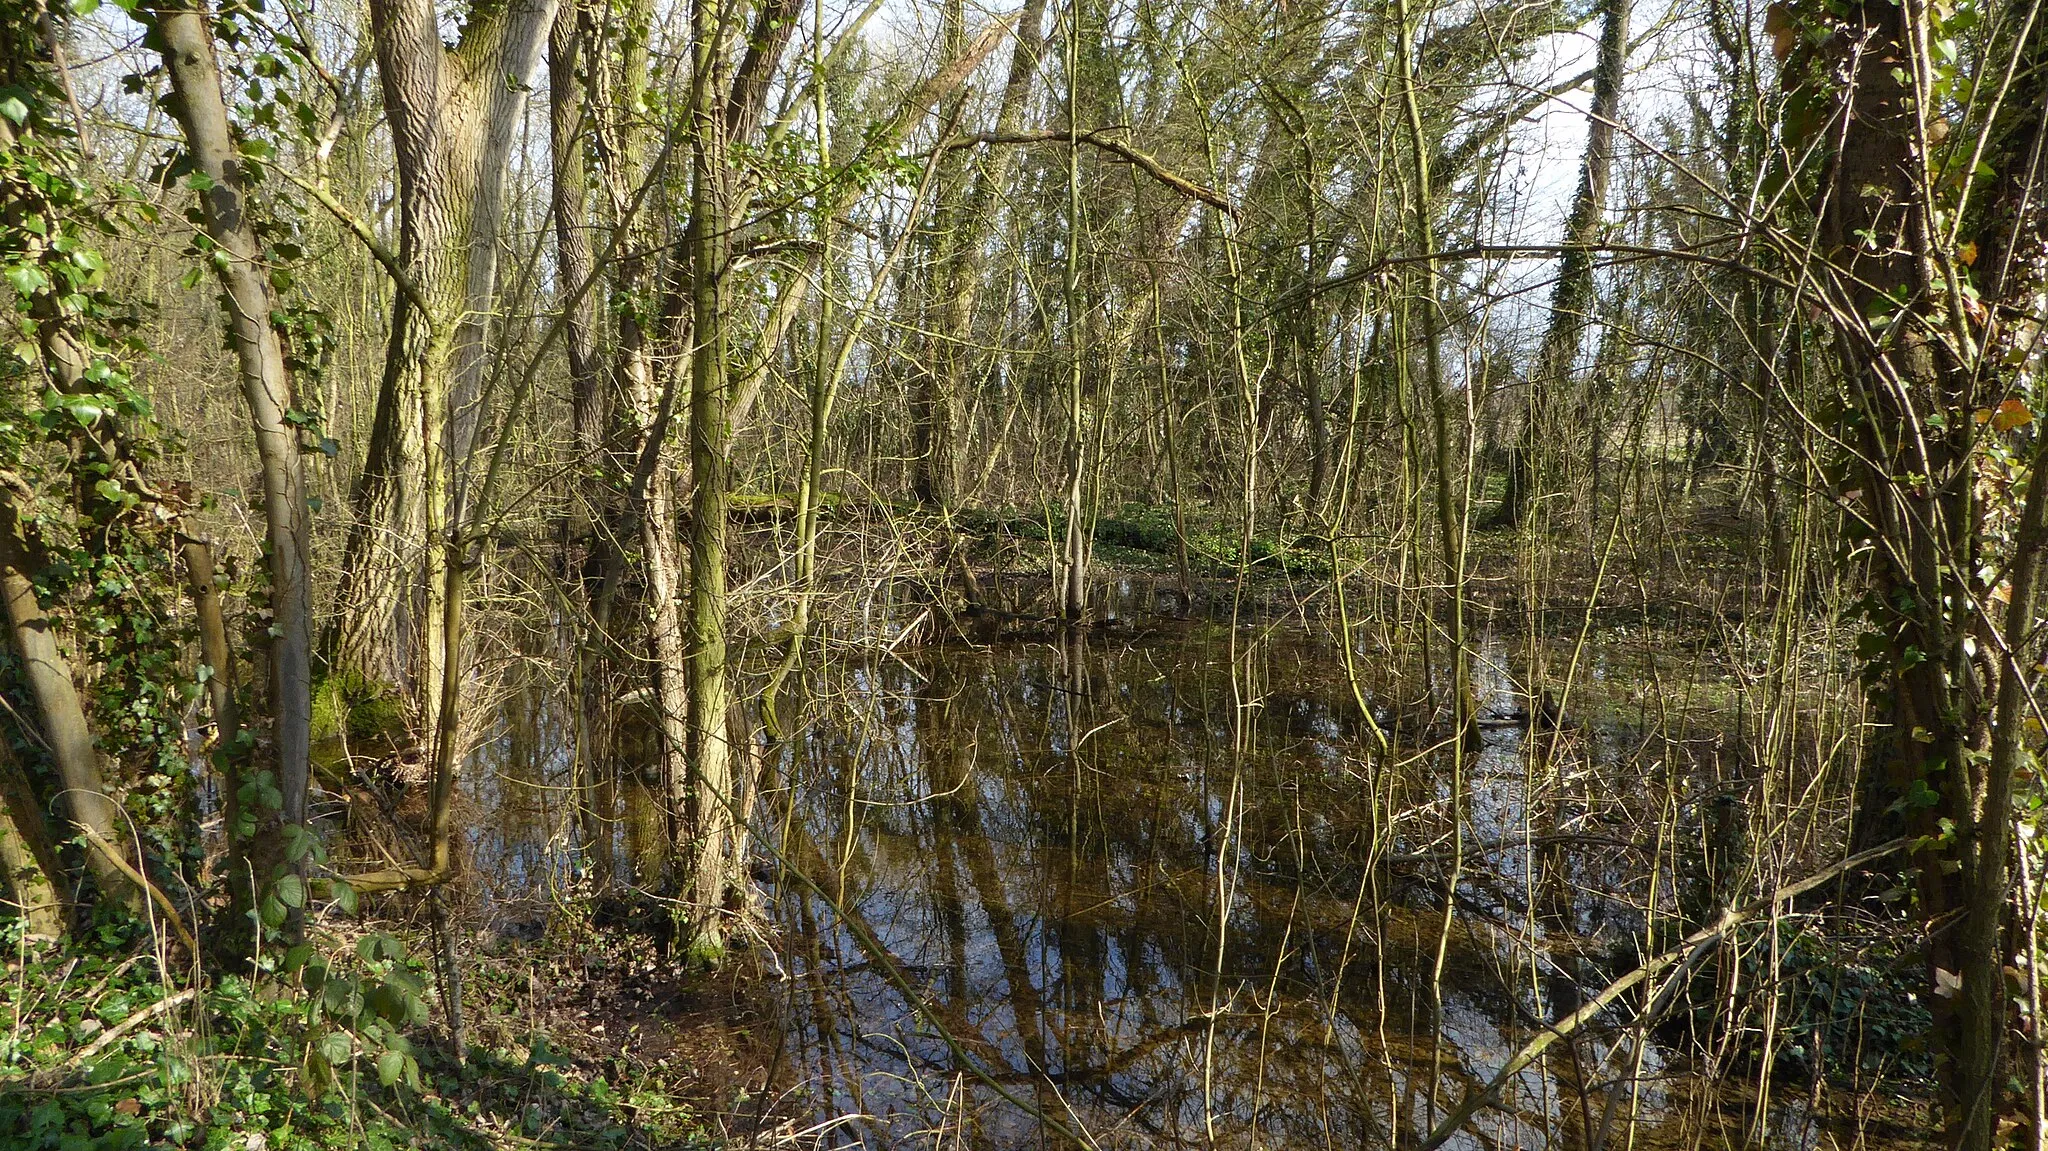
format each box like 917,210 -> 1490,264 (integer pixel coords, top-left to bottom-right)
548,0 -> 603,468
1788,1 -> 2048,1143
334,0 -> 554,728
178,534 -> 255,937
911,0 -> 1048,509
0,502 -> 140,912
145,0 -> 315,937
0,732 -> 65,938
682,0 -> 740,960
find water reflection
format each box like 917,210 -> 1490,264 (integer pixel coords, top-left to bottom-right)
761,631 -> 1632,1150
459,615 -> 1851,1150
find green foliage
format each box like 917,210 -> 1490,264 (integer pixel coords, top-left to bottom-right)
2,6 -> 201,878
0,921 -> 702,1150
1739,921 -> 1934,1086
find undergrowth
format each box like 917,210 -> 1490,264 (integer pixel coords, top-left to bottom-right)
0,918 -> 713,1150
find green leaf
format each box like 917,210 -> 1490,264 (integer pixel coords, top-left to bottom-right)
323,977 -> 363,1019
317,1029 -> 352,1065
183,171 -> 217,192
178,266 -> 205,291
273,873 -> 306,909
330,879 -> 358,915
377,1049 -> 405,1086
0,97 -> 27,126
6,265 -> 48,296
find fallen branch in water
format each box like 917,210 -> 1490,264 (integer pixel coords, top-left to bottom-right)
1418,837 -> 1912,1151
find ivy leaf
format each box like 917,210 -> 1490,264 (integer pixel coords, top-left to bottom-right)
63,396 -> 105,425
6,265 -> 48,296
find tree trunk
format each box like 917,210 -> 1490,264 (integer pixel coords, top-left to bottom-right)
682,0 -> 741,960
145,0 -> 315,937
1789,1 -> 2048,1144
0,738 -> 65,939
334,0 -> 554,727
1493,0 -> 1628,528
549,0 -> 604,474
0,502 -> 140,912
179,534 -> 256,938
910,0 -> 1047,510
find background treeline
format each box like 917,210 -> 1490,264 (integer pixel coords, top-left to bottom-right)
1,0 -> 2046,1145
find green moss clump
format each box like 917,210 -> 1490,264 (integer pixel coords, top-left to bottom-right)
310,670 -> 408,746
682,930 -> 726,971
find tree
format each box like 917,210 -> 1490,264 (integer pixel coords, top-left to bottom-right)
1492,0 -> 1630,529
330,0 -> 553,736
146,0 -> 318,942
1776,0 -> 2048,1141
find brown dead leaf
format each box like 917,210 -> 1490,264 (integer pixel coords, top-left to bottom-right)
1764,3 -> 1798,61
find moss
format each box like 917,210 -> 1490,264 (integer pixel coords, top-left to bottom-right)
310,677 -> 344,743
310,669 -> 408,747
682,931 -> 726,971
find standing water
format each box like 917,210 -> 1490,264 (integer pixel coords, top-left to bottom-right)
460,602 -> 1896,1150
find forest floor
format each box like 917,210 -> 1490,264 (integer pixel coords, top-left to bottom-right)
455,921 -> 791,1146
0,909 -> 787,1150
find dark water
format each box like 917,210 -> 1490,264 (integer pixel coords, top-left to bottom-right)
456,604 -> 1853,1150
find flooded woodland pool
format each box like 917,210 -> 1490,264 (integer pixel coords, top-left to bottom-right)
450,585 -> 1908,1151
